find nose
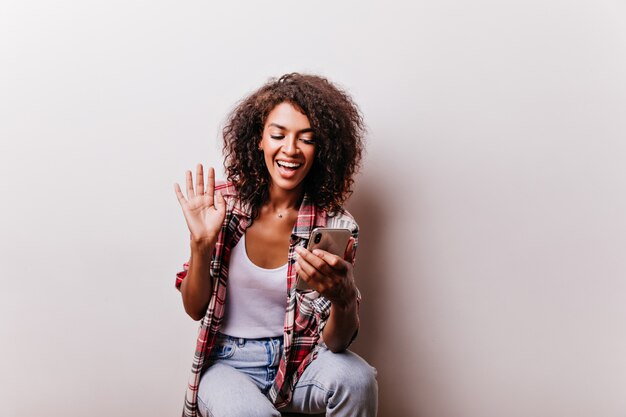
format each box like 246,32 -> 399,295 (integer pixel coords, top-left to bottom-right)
282,135 -> 299,156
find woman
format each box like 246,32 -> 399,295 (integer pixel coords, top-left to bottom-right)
174,73 -> 378,417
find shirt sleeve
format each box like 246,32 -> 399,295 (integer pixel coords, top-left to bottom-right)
175,260 -> 190,290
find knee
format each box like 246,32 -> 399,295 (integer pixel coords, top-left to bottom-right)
326,354 -> 378,413
341,359 -> 378,396
321,351 -> 377,396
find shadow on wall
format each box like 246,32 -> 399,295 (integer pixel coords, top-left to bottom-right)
346,177 -> 413,417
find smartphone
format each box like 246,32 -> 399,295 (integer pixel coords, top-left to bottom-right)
295,227 -> 353,291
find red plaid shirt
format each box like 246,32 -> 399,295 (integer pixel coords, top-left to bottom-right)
175,182 -> 360,416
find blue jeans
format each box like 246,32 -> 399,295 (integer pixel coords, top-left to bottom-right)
197,333 -> 378,417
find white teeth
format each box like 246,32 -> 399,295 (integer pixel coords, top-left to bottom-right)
277,161 -> 302,168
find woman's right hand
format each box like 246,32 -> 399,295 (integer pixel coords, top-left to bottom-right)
174,164 -> 226,246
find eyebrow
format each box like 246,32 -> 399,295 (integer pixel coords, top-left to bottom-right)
268,123 -> 313,134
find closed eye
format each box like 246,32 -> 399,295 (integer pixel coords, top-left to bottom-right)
270,135 -> 314,145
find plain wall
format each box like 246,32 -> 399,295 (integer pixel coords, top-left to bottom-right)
1,1 -> 625,416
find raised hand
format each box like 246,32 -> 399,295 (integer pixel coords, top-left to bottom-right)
174,164 -> 226,246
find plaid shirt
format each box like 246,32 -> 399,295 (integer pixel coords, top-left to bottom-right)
175,182 -> 360,416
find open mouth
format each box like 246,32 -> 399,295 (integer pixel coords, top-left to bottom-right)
276,160 -> 303,170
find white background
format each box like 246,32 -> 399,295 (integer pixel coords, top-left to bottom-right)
1,1 -> 625,416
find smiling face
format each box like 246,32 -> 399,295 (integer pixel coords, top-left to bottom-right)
259,101 -> 316,197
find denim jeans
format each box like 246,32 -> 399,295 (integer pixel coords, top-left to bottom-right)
197,333 -> 378,417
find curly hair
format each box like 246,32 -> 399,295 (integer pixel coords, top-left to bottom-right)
222,73 -> 366,219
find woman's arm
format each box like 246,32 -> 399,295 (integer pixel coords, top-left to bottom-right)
294,242 -> 360,352
180,240 -> 215,321
174,164 -> 226,320
319,286 -> 359,352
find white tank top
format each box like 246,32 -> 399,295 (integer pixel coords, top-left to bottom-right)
220,233 -> 288,338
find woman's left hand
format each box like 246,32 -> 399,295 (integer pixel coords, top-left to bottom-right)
294,239 -> 357,307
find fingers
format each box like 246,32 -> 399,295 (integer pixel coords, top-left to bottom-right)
207,166 -> 215,197
344,237 -> 356,264
294,255 -> 323,292
295,246 -> 325,275
294,247 -> 323,290
295,249 -> 323,278
185,170 -> 195,199
295,246 -> 347,276
295,263 -> 317,291
206,166 -> 215,206
310,248 -> 348,272
181,164 -> 218,204
173,183 -> 187,206
196,164 -> 205,196
295,247 -> 351,297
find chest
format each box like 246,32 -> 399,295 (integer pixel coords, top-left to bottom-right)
244,217 -> 295,269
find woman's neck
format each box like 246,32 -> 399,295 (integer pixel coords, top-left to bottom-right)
265,183 -> 304,212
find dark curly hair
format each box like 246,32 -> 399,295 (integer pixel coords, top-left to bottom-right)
222,73 -> 366,219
